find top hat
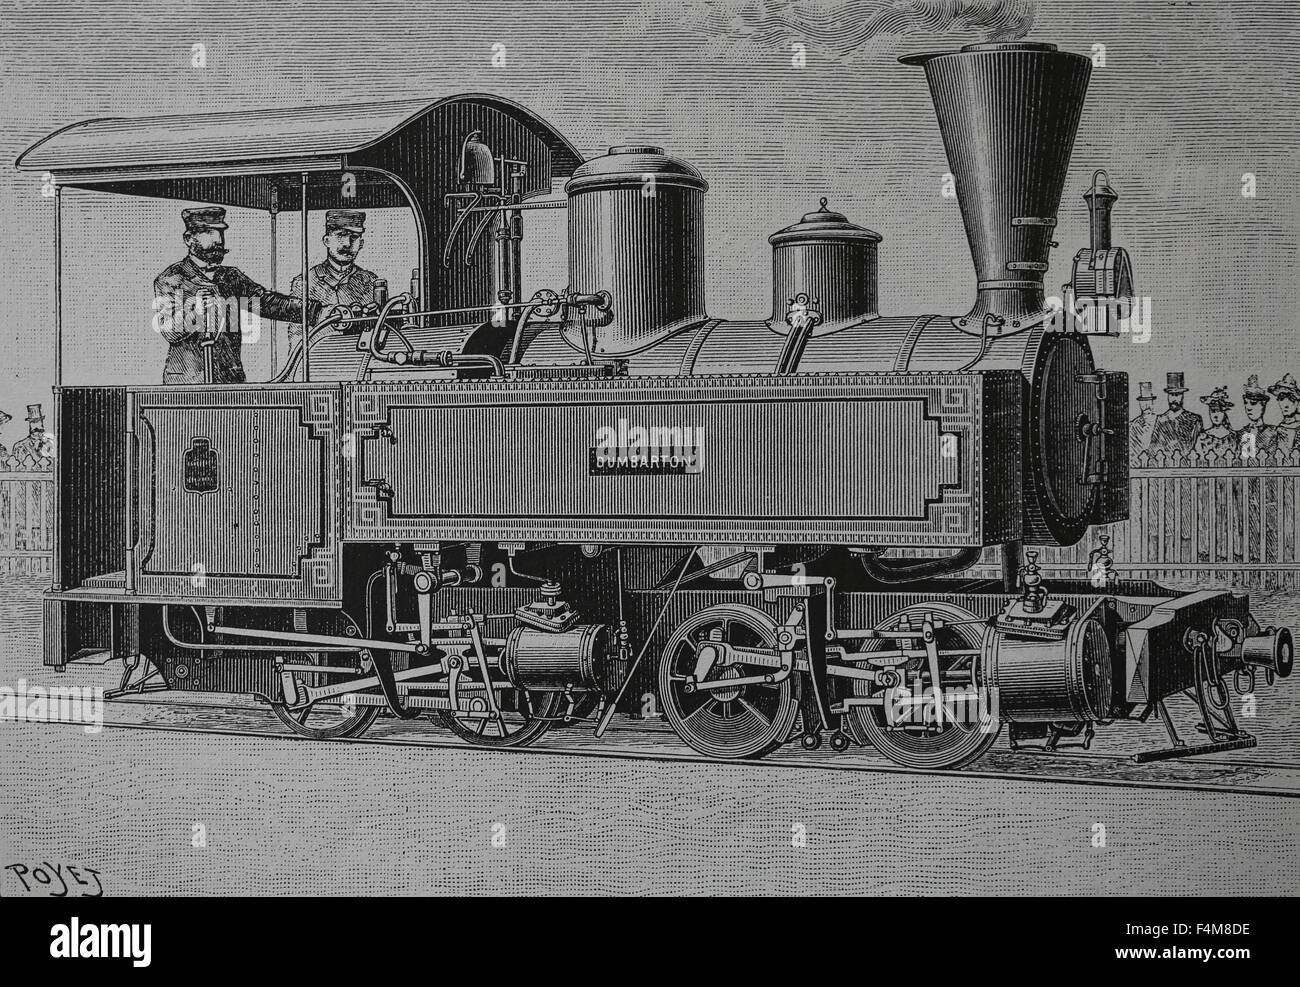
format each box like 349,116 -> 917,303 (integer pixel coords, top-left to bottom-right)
1268,372 -> 1300,402
1137,381 -> 1155,402
1200,386 -> 1233,410
182,206 -> 228,232
1164,372 -> 1189,394
325,209 -> 366,234
25,404 -> 45,425
1243,374 -> 1270,403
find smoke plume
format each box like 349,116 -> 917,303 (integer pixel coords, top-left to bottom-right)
655,0 -> 1037,59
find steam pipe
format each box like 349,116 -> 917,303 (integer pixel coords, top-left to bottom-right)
858,547 -> 983,584
328,293 -> 611,331
508,300 -> 543,365
457,200 -> 568,214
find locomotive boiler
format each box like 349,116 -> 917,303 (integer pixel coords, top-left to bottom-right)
24,42 -> 1291,768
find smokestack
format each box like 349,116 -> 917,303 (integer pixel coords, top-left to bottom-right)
902,42 -> 1091,332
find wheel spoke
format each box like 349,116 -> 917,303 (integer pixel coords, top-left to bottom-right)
439,691 -> 556,748
683,700 -> 717,725
294,703 -> 314,725
660,604 -> 798,760
848,604 -> 999,769
737,697 -> 772,729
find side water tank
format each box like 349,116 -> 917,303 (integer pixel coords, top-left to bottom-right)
564,145 -> 708,356
768,199 -> 881,335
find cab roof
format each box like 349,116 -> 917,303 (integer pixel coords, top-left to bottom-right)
17,93 -> 584,210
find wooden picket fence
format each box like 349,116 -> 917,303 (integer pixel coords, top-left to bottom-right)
978,448 -> 1300,588
0,465 -> 54,575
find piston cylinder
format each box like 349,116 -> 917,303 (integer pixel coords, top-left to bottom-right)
564,145 -> 708,356
502,624 -> 611,691
984,614 -> 1113,722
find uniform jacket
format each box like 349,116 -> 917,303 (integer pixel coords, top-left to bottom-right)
289,261 -> 380,310
154,255 -> 319,384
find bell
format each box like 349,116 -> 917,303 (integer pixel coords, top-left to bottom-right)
459,131 -> 495,187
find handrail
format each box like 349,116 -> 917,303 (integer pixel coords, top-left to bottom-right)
270,319 -> 341,384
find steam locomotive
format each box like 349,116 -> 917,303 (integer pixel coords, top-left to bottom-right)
28,42 -> 1291,768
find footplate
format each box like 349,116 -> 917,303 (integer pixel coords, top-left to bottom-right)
1131,735 -> 1257,763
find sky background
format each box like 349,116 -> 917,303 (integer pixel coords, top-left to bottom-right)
0,0 -> 1297,438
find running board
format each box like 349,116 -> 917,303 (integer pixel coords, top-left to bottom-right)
1130,735 -> 1257,763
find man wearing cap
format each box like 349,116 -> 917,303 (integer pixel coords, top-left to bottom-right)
153,206 -> 333,384
1268,372 -> 1300,456
289,210 -> 381,311
1129,381 -> 1158,456
1150,371 -> 1203,453
10,404 -> 52,468
1237,374 -> 1277,458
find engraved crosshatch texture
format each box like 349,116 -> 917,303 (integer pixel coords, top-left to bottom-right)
132,386 -> 342,602
2,0 -> 1298,905
343,374 -> 1018,546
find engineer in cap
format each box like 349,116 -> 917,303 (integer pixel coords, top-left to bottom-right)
289,210 -> 381,310
1150,371 -> 1203,453
1237,374 -> 1277,456
153,206 -> 337,384
1129,381 -> 1157,455
1268,372 -> 1300,456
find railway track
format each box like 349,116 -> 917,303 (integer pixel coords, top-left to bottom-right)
40,692 -> 1300,799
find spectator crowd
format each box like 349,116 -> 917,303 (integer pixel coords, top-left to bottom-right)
1130,372 -> 1300,459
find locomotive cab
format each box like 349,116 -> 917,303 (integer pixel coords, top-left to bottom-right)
22,94 -> 583,659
